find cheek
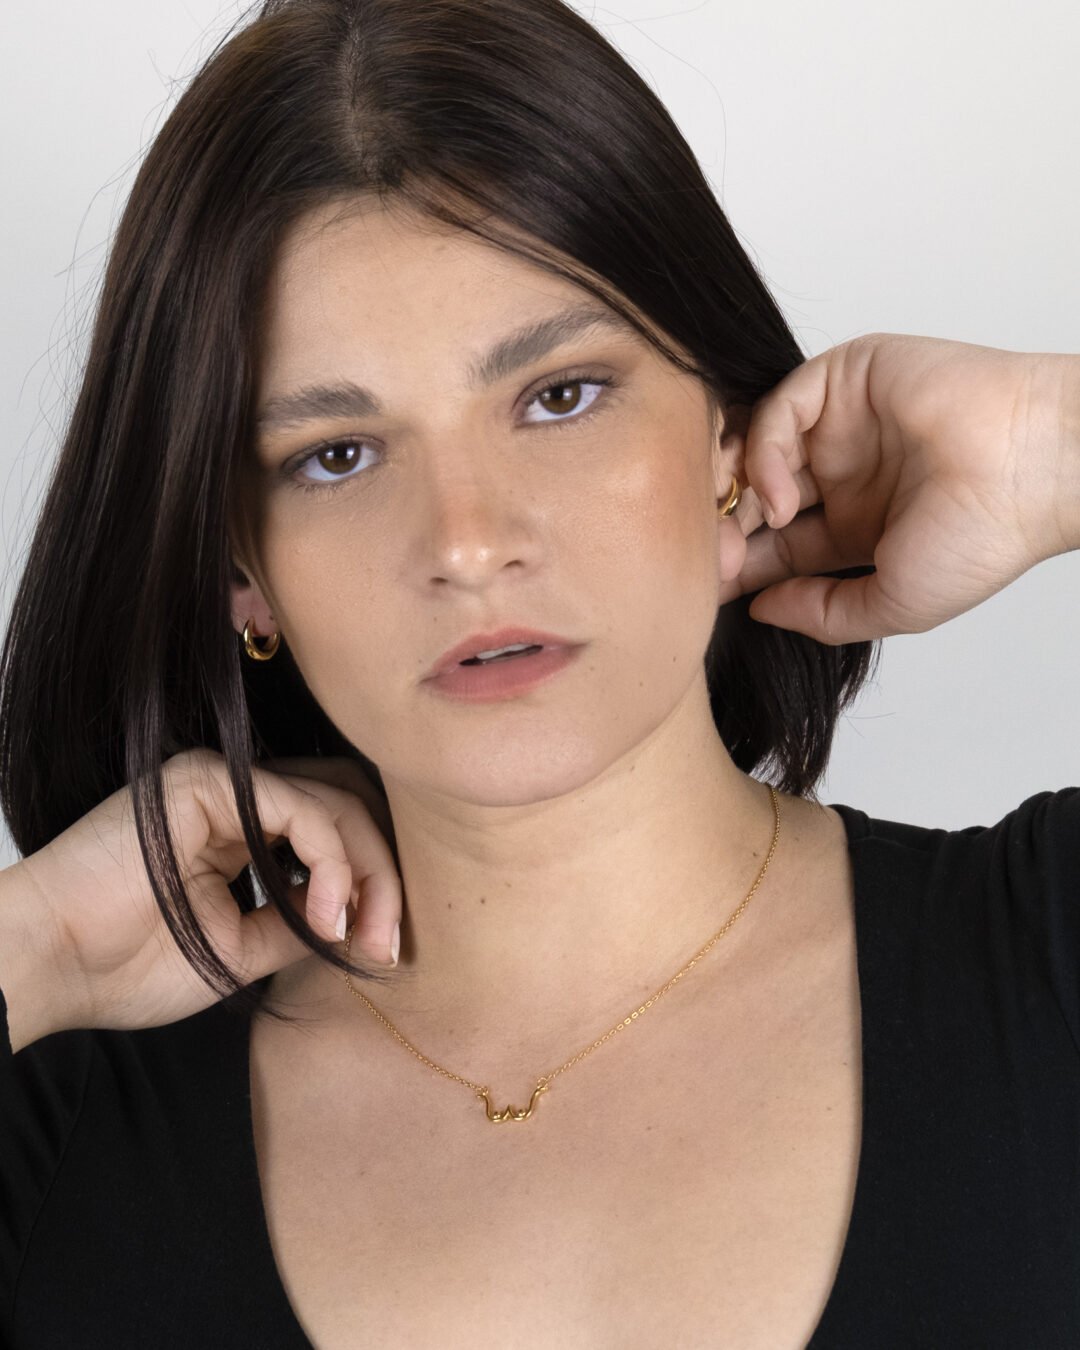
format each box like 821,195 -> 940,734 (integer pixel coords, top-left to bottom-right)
602,433 -> 716,585
254,514 -> 390,703
590,436 -> 720,670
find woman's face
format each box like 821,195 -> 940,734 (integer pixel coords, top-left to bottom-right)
233,198 -> 745,808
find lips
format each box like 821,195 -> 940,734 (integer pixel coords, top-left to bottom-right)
426,627 -> 579,680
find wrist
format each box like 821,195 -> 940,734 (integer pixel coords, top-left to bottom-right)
0,860 -> 79,1052
1036,351 -> 1080,555
1062,355 -> 1080,552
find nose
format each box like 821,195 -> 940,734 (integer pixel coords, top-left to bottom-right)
416,468 -> 538,590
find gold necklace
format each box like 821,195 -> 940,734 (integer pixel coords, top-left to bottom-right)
342,784 -> 781,1123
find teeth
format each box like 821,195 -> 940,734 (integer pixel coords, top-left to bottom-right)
473,642 -> 537,660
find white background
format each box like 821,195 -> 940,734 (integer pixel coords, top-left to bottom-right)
1,0 -> 1077,865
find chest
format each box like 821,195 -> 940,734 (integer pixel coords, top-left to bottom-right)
249,888 -> 862,1349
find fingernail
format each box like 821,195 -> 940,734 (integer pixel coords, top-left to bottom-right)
389,922 -> 400,967
762,497 -> 776,527
335,907 -> 347,942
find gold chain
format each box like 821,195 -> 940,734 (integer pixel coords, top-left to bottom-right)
343,783 -> 780,1122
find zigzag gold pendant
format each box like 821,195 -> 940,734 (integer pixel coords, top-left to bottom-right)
477,1082 -> 549,1122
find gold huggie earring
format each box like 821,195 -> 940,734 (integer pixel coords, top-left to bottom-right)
717,477 -> 741,517
242,618 -> 280,661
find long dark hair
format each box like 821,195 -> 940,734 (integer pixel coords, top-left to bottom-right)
0,0 -> 879,1019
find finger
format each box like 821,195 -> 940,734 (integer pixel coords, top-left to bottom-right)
261,755 -> 394,842
179,758 -> 354,944
247,769 -> 358,942
187,872 -> 313,984
744,354 -> 829,524
729,464 -> 822,543
263,770 -> 401,965
748,570 -> 897,645
179,753 -> 402,963
738,506 -> 863,596
241,899 -> 320,979
348,871 -> 401,968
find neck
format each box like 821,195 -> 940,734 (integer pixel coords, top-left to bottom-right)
274,675 -> 786,1059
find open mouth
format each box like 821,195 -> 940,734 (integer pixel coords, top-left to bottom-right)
459,643 -> 544,667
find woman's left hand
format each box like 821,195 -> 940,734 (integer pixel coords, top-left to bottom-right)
725,333 -> 1080,644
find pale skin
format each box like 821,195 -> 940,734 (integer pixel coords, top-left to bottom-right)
232,195 -> 778,1064
0,159 -> 1073,1350
231,194 -> 1080,1081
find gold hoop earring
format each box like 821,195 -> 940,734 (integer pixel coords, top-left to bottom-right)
717,477 -> 741,517
242,618 -> 280,662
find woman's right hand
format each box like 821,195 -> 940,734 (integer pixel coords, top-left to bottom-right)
4,748 -> 402,1041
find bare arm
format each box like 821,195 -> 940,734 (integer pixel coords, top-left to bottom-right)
0,861 -> 79,1054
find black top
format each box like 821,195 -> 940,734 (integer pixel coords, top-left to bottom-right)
2,787 -> 1079,1349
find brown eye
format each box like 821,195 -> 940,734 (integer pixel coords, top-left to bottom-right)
538,381 -> 584,415
290,438 -> 379,489
316,442 -> 362,475
521,375 -> 612,426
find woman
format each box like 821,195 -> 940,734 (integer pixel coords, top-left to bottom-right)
1,0 -> 1077,1345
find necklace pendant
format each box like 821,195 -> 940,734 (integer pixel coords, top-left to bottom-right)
478,1082 -> 549,1122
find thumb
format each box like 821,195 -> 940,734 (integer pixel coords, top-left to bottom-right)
236,885 -> 323,982
747,570 -> 886,645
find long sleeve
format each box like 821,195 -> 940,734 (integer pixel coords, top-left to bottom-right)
0,982 -> 309,1347
0,985 -> 94,1325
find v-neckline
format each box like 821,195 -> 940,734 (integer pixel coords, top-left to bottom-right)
237,798 -> 876,1349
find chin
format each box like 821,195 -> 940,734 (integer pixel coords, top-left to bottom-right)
382,730 -> 621,807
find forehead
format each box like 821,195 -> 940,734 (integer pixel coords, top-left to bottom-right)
259,196 -> 668,374
268,200 -> 551,332
273,196 -> 540,288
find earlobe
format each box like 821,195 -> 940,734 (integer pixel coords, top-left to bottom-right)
715,501 -> 749,584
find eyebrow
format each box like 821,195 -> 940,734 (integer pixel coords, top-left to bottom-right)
255,301 -> 640,434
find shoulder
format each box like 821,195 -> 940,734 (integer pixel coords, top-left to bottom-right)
823,783 -> 1080,880
820,785 -> 1080,1045
788,784 -> 1080,961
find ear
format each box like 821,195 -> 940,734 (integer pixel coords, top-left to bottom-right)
710,400 -> 750,500
230,559 -> 278,640
710,400 -> 752,586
